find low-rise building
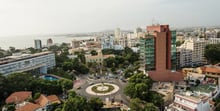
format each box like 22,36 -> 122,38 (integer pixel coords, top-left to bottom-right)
0,51 -> 55,75
85,50 -> 114,64
6,91 -> 61,111
167,91 -> 212,111
151,82 -> 174,105
72,40 -> 81,48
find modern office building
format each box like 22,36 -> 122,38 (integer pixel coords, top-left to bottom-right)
139,24 -> 183,81
0,51 -> 55,75
34,39 -> 42,49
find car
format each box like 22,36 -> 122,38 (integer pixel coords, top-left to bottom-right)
76,86 -> 81,90
89,82 -> 94,85
109,81 -> 114,83
120,78 -> 127,82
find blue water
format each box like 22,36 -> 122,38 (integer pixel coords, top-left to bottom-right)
0,35 -> 94,50
43,75 -> 58,81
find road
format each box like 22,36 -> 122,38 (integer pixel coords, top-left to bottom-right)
74,74 -> 130,106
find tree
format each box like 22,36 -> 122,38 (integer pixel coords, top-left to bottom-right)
33,92 -> 41,100
0,52 -> 4,58
205,43 -> 220,64
176,41 -> 184,47
68,90 -> 76,99
147,92 -> 164,108
124,73 -> 153,100
91,50 -> 98,56
58,79 -> 73,92
27,47 -> 40,54
130,98 -> 157,111
9,47 -> 15,53
62,96 -> 88,111
88,97 -> 103,111
62,62 -> 73,71
103,57 -> 115,68
78,53 -> 86,64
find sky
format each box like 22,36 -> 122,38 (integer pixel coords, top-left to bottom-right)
0,0 -> 219,36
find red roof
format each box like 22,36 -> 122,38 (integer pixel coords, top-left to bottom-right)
200,66 -> 220,74
15,103 -> 40,111
47,95 -> 61,104
35,94 -> 61,107
35,95 -> 48,107
148,70 -> 183,82
6,91 -> 32,104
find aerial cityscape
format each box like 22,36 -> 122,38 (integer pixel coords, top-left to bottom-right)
0,0 -> 220,111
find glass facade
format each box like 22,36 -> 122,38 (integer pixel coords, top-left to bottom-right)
171,30 -> 177,70
140,36 -> 155,71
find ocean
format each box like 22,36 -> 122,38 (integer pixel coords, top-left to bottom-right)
0,35 -> 94,50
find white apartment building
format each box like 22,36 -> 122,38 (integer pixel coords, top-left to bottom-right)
0,51 -> 55,75
101,35 -> 114,49
169,92 -> 211,111
177,48 -> 192,68
114,28 -> 121,44
127,33 -> 139,48
178,38 -> 220,67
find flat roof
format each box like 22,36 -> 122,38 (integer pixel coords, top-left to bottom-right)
192,84 -> 217,93
0,51 -> 53,65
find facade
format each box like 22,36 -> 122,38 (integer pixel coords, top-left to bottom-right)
114,28 -> 121,44
139,24 -> 182,81
177,38 -> 220,67
46,38 -> 53,47
127,33 -> 139,48
168,92 -> 211,111
134,27 -> 142,38
72,40 -> 81,48
85,50 -> 114,64
101,35 -> 114,49
177,48 -> 193,68
0,51 -> 55,75
34,40 -> 42,49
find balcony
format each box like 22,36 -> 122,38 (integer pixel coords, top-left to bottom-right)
174,100 -> 197,110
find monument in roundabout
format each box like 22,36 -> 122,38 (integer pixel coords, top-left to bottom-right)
86,82 -> 119,96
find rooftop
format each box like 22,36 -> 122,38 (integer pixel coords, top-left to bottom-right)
0,51 -> 53,65
148,70 -> 183,82
175,91 -> 210,103
6,91 -> 32,104
192,84 -> 217,93
15,103 -> 40,111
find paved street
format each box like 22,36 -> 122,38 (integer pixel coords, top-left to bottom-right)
74,74 -> 130,106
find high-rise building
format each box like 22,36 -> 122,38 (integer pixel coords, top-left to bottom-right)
47,38 -> 53,47
139,24 -> 183,81
114,28 -> 121,44
34,40 -> 42,49
134,27 -> 143,38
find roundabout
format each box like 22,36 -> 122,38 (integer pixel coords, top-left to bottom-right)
86,83 -> 119,96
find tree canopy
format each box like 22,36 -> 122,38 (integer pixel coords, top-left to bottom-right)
205,43 -> 220,64
124,73 -> 153,99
